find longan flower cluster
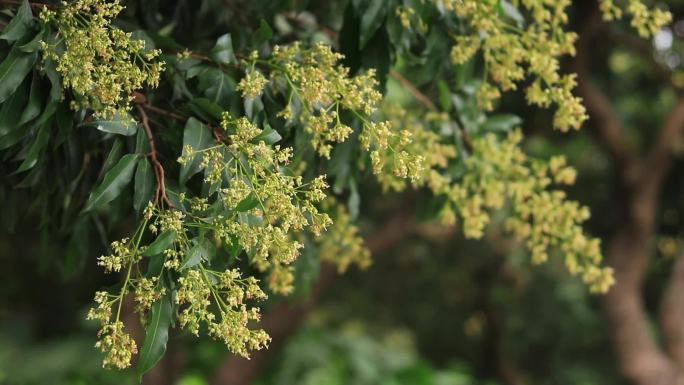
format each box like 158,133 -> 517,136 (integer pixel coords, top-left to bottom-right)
97,238 -> 133,273
433,0 -> 670,132
600,0 -> 672,37
88,202 -> 274,368
241,42 -> 383,158
236,67 -> 269,99
238,44 -> 427,188
395,5 -> 427,33
176,268 -> 270,358
144,203 -> 273,357
133,277 -> 165,313
178,113 -> 332,293
87,236 -> 150,369
39,0 -> 163,119
95,321 -> 138,369
448,131 -> 614,292
439,0 -> 585,131
369,106 -> 456,192
377,106 -> 612,292
360,119 -> 426,187
87,290 -> 138,369
318,200 -> 371,273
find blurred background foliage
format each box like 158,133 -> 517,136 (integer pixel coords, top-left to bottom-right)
2,0 -> 684,384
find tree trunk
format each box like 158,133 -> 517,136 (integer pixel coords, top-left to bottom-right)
604,222 -> 684,385
660,253 -> 684,368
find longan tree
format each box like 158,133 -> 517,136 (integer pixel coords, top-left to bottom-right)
0,0 -> 672,383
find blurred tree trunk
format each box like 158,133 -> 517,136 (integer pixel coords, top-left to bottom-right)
575,2 -> 684,384
660,252 -> 684,368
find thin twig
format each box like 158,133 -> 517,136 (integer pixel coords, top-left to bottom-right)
135,95 -> 226,142
389,69 -> 437,111
138,104 -> 186,124
136,104 -> 174,208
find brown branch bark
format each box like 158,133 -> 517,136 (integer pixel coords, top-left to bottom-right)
137,98 -> 225,143
660,252 -> 684,368
603,224 -> 683,385
389,69 -> 438,112
573,13 -> 636,184
640,99 -> 684,194
136,105 -> 173,208
140,103 -> 187,124
210,198 -> 415,385
575,78 -> 636,182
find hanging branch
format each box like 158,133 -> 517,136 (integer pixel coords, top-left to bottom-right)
135,104 -> 173,208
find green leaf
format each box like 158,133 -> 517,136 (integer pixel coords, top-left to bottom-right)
190,98 -> 224,122
0,81 -> 28,136
18,75 -> 44,125
244,97 -> 263,120
209,33 -> 237,65
340,3 -> 361,73
137,294 -> 172,381
357,0 -> 387,49
0,0 -> 34,42
253,20 -> 273,46
84,154 -> 138,211
179,117 -> 213,184
83,113 -> 138,136
360,26 -> 390,91
54,103 -> 73,145
348,178 -> 360,220
0,125 -> 31,150
18,28 -> 44,52
481,114 -> 521,132
226,235 -> 241,258
33,97 -> 57,126
0,46 -> 37,104
180,238 -> 215,270
437,80 -> 452,112
15,124 -> 49,173
252,125 -> 282,145
43,58 -> 62,102
143,230 -> 176,256
498,0 -> 524,27
101,139 -> 124,175
198,68 -> 235,107
235,192 -> 259,212
133,158 -> 154,213
135,124 -> 151,154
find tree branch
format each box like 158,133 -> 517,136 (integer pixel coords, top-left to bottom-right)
140,103 -> 187,124
573,12 -> 636,184
137,97 -> 226,144
389,69 -> 437,112
640,98 -> 684,195
576,79 -> 637,181
136,105 -> 173,208
603,224 -> 684,385
660,252 -> 684,367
